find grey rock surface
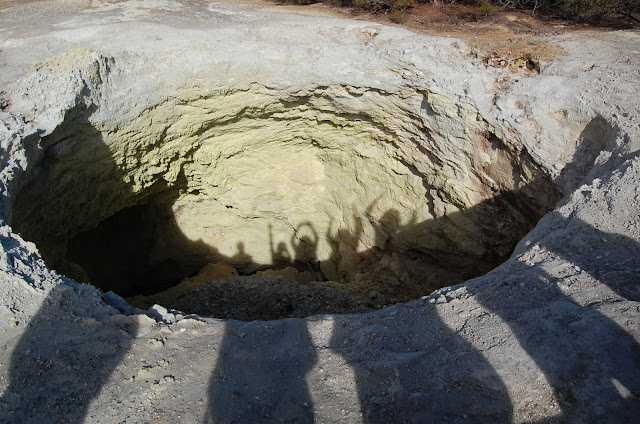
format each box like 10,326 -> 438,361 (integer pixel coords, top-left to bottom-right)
0,1 -> 638,423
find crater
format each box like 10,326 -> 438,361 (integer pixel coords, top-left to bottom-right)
11,80 -> 562,320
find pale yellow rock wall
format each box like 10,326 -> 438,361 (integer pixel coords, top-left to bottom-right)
13,76 -> 559,295
98,85 -> 437,278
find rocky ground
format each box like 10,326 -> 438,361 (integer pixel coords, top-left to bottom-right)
0,1 -> 639,423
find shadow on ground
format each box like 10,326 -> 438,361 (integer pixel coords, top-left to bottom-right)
4,108 -> 638,423
0,286 -> 137,423
204,211 -> 640,422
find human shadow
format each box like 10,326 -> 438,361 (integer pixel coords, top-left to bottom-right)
291,222 -> 319,271
11,101 -> 262,302
325,184 -> 556,422
204,175 -> 557,422
206,318 -> 317,424
459,121 -> 640,421
63,200 -> 257,299
328,304 -> 514,423
0,282 -> 138,423
469,214 -> 640,422
197,224 -> 326,424
322,169 -> 561,304
555,116 -> 614,194
2,114 -> 138,423
326,157 -> 639,422
266,222 -> 324,283
324,202 -> 377,282
327,209 -> 640,422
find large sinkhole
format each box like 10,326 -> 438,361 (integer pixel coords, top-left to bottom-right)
11,84 -> 562,320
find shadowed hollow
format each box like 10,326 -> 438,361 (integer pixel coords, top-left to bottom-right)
12,77 -> 561,319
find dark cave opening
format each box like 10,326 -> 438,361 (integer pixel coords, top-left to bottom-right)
66,204 -> 205,298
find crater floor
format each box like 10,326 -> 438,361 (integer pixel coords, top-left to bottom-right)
0,1 -> 639,423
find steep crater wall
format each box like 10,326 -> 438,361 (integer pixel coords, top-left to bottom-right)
10,55 -> 561,318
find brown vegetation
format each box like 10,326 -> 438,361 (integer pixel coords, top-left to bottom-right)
272,0 -> 640,23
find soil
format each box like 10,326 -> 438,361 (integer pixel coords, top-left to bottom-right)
158,276 -> 374,320
258,1 -> 639,71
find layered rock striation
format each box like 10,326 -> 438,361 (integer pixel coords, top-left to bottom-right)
9,49 -> 560,306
